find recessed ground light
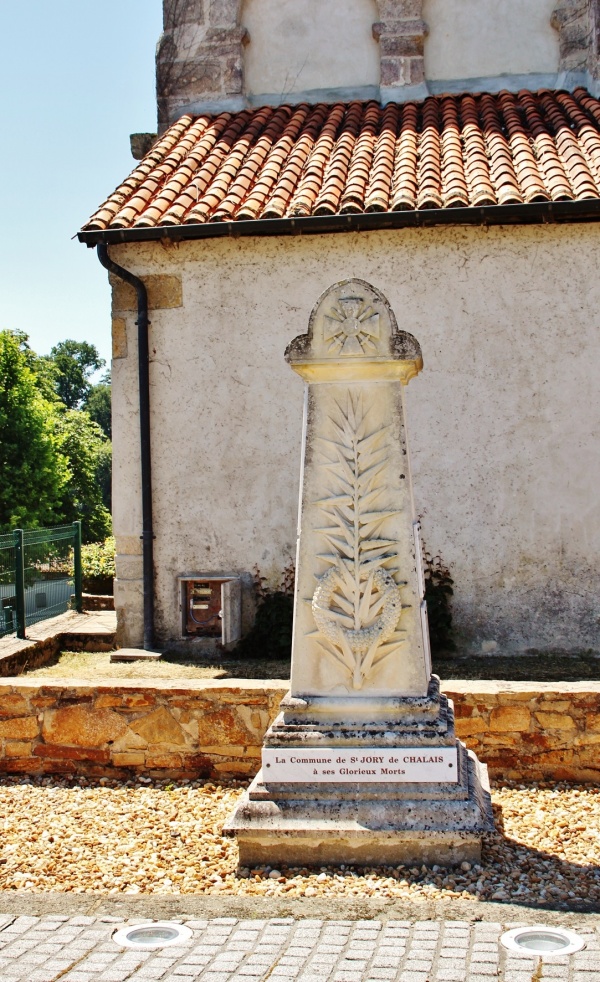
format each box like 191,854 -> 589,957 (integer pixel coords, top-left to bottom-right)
113,922 -> 192,950
501,926 -> 585,957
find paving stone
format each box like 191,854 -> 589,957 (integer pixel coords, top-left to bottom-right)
372,955 -> 404,967
221,942 -> 256,952
245,953 -> 279,966
126,966 -> 171,980
573,954 -> 600,967
437,957 -> 468,969
28,970 -> 76,982
98,971 -> 140,982
0,913 -> 598,982
435,971 -> 469,981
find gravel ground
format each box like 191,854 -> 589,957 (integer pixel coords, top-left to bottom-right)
0,778 -> 598,907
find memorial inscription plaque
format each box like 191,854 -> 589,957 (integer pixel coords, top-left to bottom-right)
225,280 -> 493,867
262,747 -> 458,783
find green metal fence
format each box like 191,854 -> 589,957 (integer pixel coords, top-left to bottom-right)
0,522 -> 82,639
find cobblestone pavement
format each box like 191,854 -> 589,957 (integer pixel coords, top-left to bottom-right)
0,914 -> 598,982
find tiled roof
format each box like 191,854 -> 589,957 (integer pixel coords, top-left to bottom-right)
83,88 -> 600,233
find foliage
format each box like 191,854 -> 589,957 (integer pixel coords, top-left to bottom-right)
81,537 -> 115,580
54,410 -> 112,543
423,550 -> 456,653
50,536 -> 115,595
46,340 -> 105,409
81,536 -> 115,594
0,330 -> 69,530
231,563 -> 295,660
0,329 -> 113,542
85,378 -> 111,439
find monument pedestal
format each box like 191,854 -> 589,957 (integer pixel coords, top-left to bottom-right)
226,279 -> 493,866
225,675 -> 493,867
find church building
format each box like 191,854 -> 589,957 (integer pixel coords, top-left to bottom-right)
79,0 -> 600,656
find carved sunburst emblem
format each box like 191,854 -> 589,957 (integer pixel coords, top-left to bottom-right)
323,297 -> 380,355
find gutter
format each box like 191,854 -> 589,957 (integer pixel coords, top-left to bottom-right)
79,198 -> 600,246
96,244 -> 155,651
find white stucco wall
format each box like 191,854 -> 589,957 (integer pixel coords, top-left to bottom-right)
110,223 -> 600,654
424,0 -> 560,81
243,0 -> 380,100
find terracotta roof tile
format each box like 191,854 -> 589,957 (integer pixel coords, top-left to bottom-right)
82,89 -> 600,232
365,103 -> 399,212
390,103 -> 418,211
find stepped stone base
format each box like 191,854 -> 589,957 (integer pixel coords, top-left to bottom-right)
225,677 -> 494,868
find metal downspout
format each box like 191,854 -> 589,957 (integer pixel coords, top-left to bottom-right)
96,243 -> 155,650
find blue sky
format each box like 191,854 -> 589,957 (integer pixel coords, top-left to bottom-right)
0,0 -> 163,368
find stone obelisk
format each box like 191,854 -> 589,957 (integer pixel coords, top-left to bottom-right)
226,279 -> 493,866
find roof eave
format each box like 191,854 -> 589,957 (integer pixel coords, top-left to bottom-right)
78,198 -> 600,246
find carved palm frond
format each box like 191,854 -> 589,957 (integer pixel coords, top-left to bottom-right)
311,393 -> 406,688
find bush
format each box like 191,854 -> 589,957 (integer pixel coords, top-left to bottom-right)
423,551 -> 456,653
82,537 -> 115,595
231,563 -> 295,660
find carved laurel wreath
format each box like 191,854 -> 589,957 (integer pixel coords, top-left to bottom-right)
309,393 -> 406,689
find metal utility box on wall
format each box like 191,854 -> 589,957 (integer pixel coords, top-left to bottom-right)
179,575 -> 242,645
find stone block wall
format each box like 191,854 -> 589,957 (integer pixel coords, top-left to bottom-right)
0,679 -> 286,780
0,678 -> 597,782
446,680 -> 600,783
0,639 -> 62,681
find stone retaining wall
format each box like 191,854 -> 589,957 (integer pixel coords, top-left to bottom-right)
445,680 -> 600,783
0,628 -> 115,678
0,638 -> 63,680
0,678 -> 597,782
0,679 -> 285,780
82,594 -> 115,612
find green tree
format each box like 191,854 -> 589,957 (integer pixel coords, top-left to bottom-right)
0,330 -> 69,530
84,377 -> 111,439
55,410 -> 112,543
47,340 -> 105,409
